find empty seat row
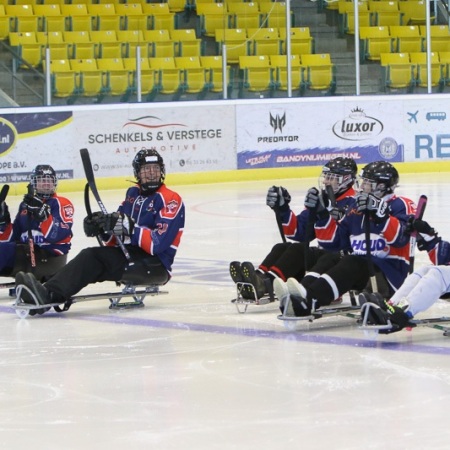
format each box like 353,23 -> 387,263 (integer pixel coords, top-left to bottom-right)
360,25 -> 450,62
196,1 -> 294,37
338,0 -> 433,36
238,53 -> 336,94
0,3 -> 176,37
45,55 -> 233,100
9,29 -> 203,68
380,51 -> 450,92
215,27 -> 315,63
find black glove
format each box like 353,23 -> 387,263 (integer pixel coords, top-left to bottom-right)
304,187 -> 328,219
329,207 -> 345,222
99,212 -> 120,233
356,193 -> 389,222
0,201 -> 10,226
23,194 -> 51,222
112,214 -> 135,237
83,211 -> 105,237
266,186 -> 291,211
407,217 -> 435,236
381,301 -> 414,333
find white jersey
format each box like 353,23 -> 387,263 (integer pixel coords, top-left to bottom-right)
390,265 -> 450,316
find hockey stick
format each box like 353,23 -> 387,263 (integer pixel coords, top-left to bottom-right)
0,184 -> 9,205
364,210 -> 378,293
80,148 -> 134,266
26,183 -> 36,269
84,182 -> 104,247
326,185 -> 357,306
274,207 -> 287,243
409,194 -> 427,274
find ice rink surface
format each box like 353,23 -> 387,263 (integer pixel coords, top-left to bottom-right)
1,172 -> 450,450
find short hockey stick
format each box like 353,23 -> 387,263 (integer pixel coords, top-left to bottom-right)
274,207 -> 287,243
0,184 -> 9,204
364,210 -> 378,293
80,148 -> 134,266
409,194 -> 427,274
84,182 -> 104,247
326,185 -> 357,306
26,183 -> 36,268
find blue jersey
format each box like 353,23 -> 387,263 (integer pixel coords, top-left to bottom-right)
279,187 -> 357,245
103,184 -> 185,274
0,194 -> 74,256
315,194 -> 416,291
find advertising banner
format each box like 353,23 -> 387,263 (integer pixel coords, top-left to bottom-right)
0,103 -> 236,182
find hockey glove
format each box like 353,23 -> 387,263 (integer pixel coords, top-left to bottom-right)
304,187 -> 328,219
83,212 -> 105,237
0,201 -> 10,226
112,214 -> 135,237
266,186 -> 291,211
98,212 -> 120,233
329,206 -> 345,222
407,217 -> 436,236
23,194 -> 51,222
380,301 -> 414,334
356,193 -> 389,223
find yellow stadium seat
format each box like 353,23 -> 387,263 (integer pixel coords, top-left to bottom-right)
95,14 -> 121,32
200,55 -> 232,93
248,27 -> 281,56
270,54 -> 302,92
170,29 -> 201,57
279,27 -> 314,55
175,56 -> 208,94
149,56 -> 182,95
390,25 -> 423,53
301,53 -> 336,94
36,31 -> 64,45
96,42 -> 122,59
197,3 -> 232,37
228,2 -> 260,29
337,1 -> 370,36
380,52 -> 415,92
359,26 -> 394,61
420,25 -> 450,53
399,1 -> 433,25
97,57 -> 133,97
215,28 -> 250,64
124,57 -> 159,98
70,58 -> 107,98
409,51 -> 444,90
40,16 -> 66,33
239,55 -> 275,92
259,2 -> 293,28
372,11 -> 404,27
34,4 -> 61,17
167,0 -> 186,14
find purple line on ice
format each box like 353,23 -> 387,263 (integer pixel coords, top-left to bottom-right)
2,305 -> 449,355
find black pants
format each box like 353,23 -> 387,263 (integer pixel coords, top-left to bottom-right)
259,242 -> 329,281
302,254 -> 390,307
0,244 -> 68,282
44,246 -> 169,301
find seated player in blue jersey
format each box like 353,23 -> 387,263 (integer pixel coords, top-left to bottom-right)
275,161 -> 416,317
15,148 -> 185,315
0,165 -> 74,283
229,157 -> 358,301
360,218 -> 450,333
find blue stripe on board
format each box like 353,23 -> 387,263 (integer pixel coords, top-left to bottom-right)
2,304 -> 450,355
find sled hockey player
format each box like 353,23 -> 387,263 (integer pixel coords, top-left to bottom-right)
229,157 -> 358,301
275,161 -> 416,318
15,148 -> 185,315
0,165 -> 73,283
360,218 -> 450,333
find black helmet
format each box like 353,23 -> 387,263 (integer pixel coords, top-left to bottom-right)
319,157 -> 357,196
359,161 -> 399,197
132,148 -> 166,194
30,165 -> 57,199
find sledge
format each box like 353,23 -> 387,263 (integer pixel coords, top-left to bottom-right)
359,302 -> 450,337
231,281 -> 277,313
277,296 -> 361,330
13,281 -> 168,319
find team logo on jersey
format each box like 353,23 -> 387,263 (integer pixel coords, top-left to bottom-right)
166,200 -> 179,215
63,204 -> 74,218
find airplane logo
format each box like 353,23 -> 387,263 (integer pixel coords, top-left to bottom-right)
407,110 -> 418,123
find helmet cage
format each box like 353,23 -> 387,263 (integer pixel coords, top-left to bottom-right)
319,170 -> 354,196
133,149 -> 166,193
31,165 -> 57,199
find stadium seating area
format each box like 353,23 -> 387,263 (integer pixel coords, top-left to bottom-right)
0,0 -> 448,105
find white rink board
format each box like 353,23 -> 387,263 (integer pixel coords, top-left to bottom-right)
0,96 -> 450,184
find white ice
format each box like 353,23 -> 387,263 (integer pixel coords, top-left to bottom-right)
1,173 -> 450,450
